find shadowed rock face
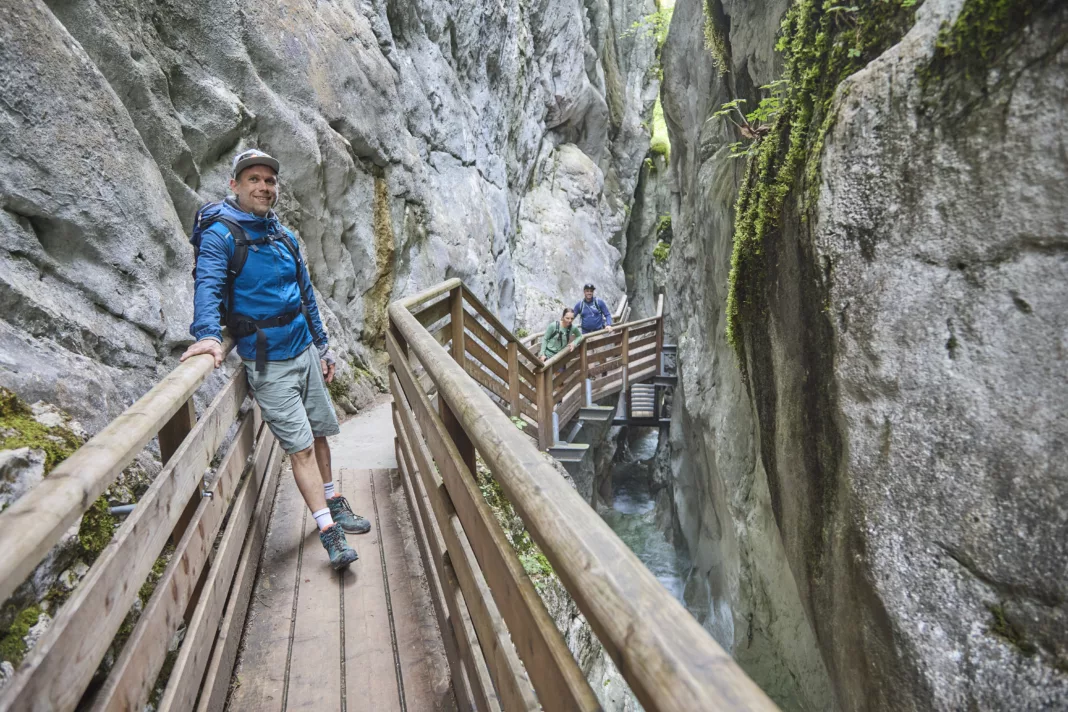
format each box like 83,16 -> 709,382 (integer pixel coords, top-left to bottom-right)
0,0 -> 660,428
661,0 -> 1067,708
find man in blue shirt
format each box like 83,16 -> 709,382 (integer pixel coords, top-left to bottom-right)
180,149 -> 367,571
574,283 -> 614,334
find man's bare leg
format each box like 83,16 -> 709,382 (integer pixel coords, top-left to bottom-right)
314,436 -> 332,486
289,446 -> 328,523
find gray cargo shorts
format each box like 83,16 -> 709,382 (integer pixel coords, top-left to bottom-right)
243,345 -> 341,454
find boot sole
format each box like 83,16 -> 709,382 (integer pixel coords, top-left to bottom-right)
340,524 -> 372,535
332,549 -> 359,571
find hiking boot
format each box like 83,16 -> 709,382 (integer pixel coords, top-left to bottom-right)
327,495 -> 372,535
319,525 -> 358,570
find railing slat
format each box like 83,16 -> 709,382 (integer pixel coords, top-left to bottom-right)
194,438 -> 283,712
415,294 -> 453,330
463,310 -> 510,363
393,400 -> 500,712
387,358 -> 539,711
0,368 -> 247,711
91,405 -> 261,711
158,420 -> 277,712
391,333 -> 600,711
459,285 -> 541,364
389,299 -> 778,712
464,336 -> 511,384
0,338 -> 234,604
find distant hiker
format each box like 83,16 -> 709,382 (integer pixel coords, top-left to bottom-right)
574,283 -> 614,334
181,149 -> 369,572
540,307 -> 584,362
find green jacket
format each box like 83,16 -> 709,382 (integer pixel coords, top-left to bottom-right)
540,319 -> 584,359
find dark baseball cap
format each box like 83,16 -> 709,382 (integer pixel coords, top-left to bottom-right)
583,283 -> 596,290
231,149 -> 280,178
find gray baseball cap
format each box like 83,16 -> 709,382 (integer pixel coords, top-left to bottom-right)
231,149 -> 280,178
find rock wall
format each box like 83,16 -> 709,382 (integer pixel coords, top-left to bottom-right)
0,0 -> 660,430
660,0 -> 1067,708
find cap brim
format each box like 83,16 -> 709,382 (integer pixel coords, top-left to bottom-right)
233,156 -> 280,176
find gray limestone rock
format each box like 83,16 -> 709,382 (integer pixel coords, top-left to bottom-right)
661,0 -> 1068,708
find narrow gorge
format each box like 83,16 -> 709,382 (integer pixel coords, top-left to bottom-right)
1,0 -> 1065,709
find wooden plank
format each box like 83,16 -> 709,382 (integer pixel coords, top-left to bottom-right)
157,398 -> 196,464
415,295 -> 453,330
196,440 -> 283,712
0,337 -> 234,604
432,322 -> 452,348
394,435 -> 478,712
464,336 -> 510,384
387,357 -> 539,712
0,370 -> 248,712
394,399 -> 501,712
537,368 -> 553,450
518,379 -> 538,407
464,311 -> 509,363
398,278 -> 463,309
389,299 -> 780,712
157,419 -> 277,712
588,357 -> 623,379
340,468 -> 400,712
374,467 -> 459,711
225,463 -> 306,712
91,405 -> 260,712
390,338 -> 597,711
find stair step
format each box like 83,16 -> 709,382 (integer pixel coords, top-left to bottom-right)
549,443 -> 590,462
653,374 -> 678,386
661,344 -> 677,353
578,406 -> 615,423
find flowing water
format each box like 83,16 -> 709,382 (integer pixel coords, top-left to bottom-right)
596,429 -> 703,621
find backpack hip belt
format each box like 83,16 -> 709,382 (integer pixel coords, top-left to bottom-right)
229,308 -> 305,372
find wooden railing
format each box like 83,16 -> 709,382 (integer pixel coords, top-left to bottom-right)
0,337 -> 282,712
388,279 -> 777,711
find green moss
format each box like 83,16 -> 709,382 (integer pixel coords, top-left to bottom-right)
986,603 -> 1038,656
649,98 -> 671,161
653,241 -> 672,264
925,0 -> 1050,85
515,327 -> 530,339
0,387 -> 83,474
474,460 -> 555,585
139,545 -> 173,605
0,605 -> 42,666
327,374 -> 351,403
77,495 -> 115,563
725,0 -> 921,365
702,0 -> 731,73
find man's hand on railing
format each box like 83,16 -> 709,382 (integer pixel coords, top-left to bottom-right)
180,338 -> 224,368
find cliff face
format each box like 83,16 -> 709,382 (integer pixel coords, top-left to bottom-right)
0,0 -> 659,429
661,0 -> 1067,708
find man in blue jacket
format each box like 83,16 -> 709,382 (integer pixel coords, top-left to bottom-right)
180,149 -> 368,571
574,283 -> 614,334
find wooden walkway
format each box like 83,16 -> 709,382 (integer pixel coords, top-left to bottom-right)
228,403 -> 456,711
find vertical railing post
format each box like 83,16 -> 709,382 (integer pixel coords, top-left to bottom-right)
580,340 -> 591,407
620,325 -> 630,393
507,341 -> 521,418
450,286 -> 465,365
538,367 -> 554,450
443,287 -> 476,475
161,398 -> 198,546
655,293 -> 666,376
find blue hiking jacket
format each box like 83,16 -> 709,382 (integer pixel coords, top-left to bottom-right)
189,200 -> 329,362
573,297 -> 613,332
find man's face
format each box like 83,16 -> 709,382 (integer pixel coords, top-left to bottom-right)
563,311 -> 574,327
230,165 -> 278,216
584,288 -> 594,301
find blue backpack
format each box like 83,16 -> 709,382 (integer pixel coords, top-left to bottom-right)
190,200 -> 312,368
577,298 -> 610,328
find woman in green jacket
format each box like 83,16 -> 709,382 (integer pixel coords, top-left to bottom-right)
540,307 -> 584,361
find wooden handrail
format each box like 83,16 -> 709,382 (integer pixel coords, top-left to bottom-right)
388,283 -> 778,711
0,333 -> 282,712
0,335 -> 235,604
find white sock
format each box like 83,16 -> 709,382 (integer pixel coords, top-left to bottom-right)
313,507 -> 334,531
324,481 -> 336,499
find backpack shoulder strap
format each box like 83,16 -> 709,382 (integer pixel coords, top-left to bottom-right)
276,233 -> 311,306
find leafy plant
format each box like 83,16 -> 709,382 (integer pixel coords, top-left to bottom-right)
653,241 -> 671,264
713,80 -> 789,158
